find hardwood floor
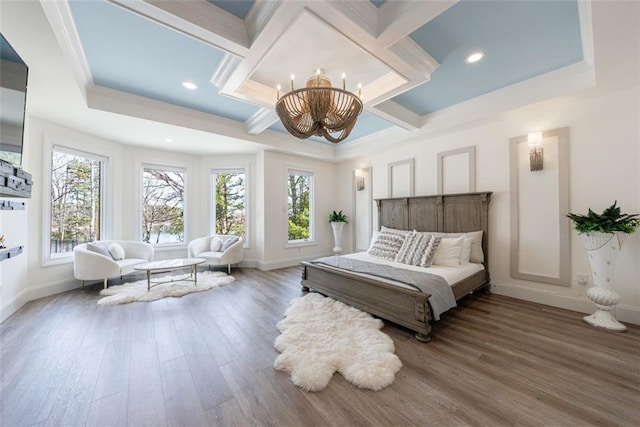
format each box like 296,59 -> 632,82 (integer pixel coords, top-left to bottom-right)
1,266 -> 639,426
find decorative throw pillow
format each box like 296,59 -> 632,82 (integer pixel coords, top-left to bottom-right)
367,231 -> 381,252
86,242 -> 112,258
396,231 -> 431,266
221,236 -> 239,252
210,236 -> 223,252
432,236 -> 465,267
380,225 -> 410,236
420,235 -> 442,268
108,242 -> 125,261
367,232 -> 406,261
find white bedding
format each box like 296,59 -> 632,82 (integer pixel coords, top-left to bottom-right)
337,251 -> 484,289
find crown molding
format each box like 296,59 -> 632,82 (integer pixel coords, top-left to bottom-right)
210,54 -> 241,89
577,0 -> 595,66
245,108 -> 278,135
39,0 -> 93,97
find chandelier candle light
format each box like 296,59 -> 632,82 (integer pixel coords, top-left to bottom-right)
275,69 -> 364,143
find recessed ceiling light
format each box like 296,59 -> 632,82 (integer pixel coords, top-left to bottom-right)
182,81 -> 198,90
465,51 -> 485,64
164,137 -> 173,143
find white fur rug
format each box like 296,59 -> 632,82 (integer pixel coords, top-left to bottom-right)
97,271 -> 234,305
274,293 -> 402,392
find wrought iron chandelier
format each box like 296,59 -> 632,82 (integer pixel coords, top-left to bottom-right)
275,70 -> 363,144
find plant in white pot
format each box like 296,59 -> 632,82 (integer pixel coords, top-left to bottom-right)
567,201 -> 639,331
328,210 -> 348,255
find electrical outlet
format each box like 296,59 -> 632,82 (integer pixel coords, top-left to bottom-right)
577,274 -> 589,285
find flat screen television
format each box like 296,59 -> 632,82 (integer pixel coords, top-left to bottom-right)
0,32 -> 28,166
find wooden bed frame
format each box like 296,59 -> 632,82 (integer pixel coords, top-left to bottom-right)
301,192 -> 492,342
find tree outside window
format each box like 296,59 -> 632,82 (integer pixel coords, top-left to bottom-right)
213,169 -> 245,237
287,169 -> 313,242
49,149 -> 103,255
142,166 -> 185,244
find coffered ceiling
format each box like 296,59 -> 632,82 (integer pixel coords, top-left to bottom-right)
30,0 -> 598,158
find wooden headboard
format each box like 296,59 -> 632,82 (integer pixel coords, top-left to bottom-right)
375,192 -> 492,267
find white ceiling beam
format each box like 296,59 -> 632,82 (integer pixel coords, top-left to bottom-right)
245,108 -> 279,135
244,0 -> 285,43
323,0 -> 378,38
388,37 -> 440,80
377,0 -> 459,47
219,2 -> 305,95
368,101 -> 421,131
108,0 -> 250,57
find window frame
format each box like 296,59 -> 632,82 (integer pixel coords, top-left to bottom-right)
211,167 -> 249,248
140,163 -> 187,248
285,167 -> 315,247
42,143 -> 109,266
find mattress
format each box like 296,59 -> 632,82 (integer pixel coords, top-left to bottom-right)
332,251 -> 485,290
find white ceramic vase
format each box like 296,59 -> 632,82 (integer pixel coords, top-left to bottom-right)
580,231 -> 628,332
330,222 -> 345,255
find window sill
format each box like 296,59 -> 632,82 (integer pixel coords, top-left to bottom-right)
153,243 -> 187,252
43,255 -> 74,267
285,240 -> 316,249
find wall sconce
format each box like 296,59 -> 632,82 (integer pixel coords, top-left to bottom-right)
355,170 -> 365,191
528,131 -> 543,172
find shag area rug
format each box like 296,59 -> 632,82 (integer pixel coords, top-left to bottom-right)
97,271 -> 234,305
274,293 -> 402,392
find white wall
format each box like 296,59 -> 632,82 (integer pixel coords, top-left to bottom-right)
339,84 -> 640,324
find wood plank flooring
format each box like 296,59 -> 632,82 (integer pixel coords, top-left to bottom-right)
1,266 -> 639,426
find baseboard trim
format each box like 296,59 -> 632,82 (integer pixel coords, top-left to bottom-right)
491,282 -> 640,326
256,255 -> 330,271
1,278 -> 79,323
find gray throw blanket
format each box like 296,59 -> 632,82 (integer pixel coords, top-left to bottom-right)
311,256 -> 457,320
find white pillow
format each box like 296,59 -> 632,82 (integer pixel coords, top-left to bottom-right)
210,236 -> 223,252
459,237 -> 473,265
432,236 -> 465,267
427,230 -> 484,263
108,243 -> 125,261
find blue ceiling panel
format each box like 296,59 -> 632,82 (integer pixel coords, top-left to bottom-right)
206,0 -> 255,20
269,111 -> 392,143
394,0 -> 583,115
69,0 -> 260,122
370,0 -> 386,7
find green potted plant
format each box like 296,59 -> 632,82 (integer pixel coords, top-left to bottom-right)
567,201 -> 639,234
328,211 -> 348,254
567,201 -> 639,331
328,210 -> 348,224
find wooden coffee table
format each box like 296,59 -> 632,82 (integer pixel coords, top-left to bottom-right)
134,258 -> 205,291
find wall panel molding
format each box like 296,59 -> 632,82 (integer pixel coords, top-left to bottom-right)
437,146 -> 476,194
509,127 -> 570,286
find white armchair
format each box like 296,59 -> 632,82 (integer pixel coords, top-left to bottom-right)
74,240 -> 154,289
188,235 -> 243,274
